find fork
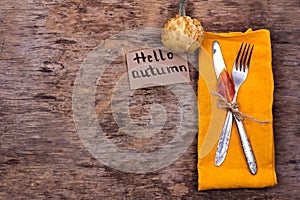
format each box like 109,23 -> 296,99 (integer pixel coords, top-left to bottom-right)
232,43 -> 257,175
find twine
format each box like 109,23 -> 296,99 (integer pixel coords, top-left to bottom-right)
179,0 -> 186,16
211,91 -> 269,124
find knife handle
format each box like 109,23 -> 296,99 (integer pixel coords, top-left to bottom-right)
215,111 -> 233,166
234,116 -> 257,175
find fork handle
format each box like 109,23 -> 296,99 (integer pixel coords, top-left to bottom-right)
234,116 -> 257,175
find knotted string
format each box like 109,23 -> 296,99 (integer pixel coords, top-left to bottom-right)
212,91 -> 269,124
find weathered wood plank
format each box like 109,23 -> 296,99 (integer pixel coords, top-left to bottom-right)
0,0 -> 299,199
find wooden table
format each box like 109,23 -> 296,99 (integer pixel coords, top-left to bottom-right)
1,0 -> 299,199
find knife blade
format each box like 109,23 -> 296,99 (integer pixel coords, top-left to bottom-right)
212,41 -> 235,166
212,41 -> 235,102
212,41 -> 226,79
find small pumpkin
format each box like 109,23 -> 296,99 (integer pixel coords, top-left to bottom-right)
161,14 -> 204,53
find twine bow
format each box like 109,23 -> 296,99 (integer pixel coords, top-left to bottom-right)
212,91 -> 269,124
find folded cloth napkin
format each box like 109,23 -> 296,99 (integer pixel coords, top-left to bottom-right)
197,29 -> 277,190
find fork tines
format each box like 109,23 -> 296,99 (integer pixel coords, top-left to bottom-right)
235,43 -> 254,71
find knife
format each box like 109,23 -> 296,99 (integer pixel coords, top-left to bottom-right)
212,41 -> 235,166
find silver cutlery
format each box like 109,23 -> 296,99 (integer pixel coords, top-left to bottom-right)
212,41 -> 234,167
231,43 -> 257,175
213,41 -> 257,175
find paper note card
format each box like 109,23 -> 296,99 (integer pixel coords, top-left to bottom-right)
126,48 -> 191,89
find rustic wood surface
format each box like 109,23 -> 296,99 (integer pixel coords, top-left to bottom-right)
0,0 -> 299,199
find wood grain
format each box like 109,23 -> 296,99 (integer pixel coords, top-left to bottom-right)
0,0 -> 299,199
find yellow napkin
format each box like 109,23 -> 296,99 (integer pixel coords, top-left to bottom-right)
197,29 -> 277,190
